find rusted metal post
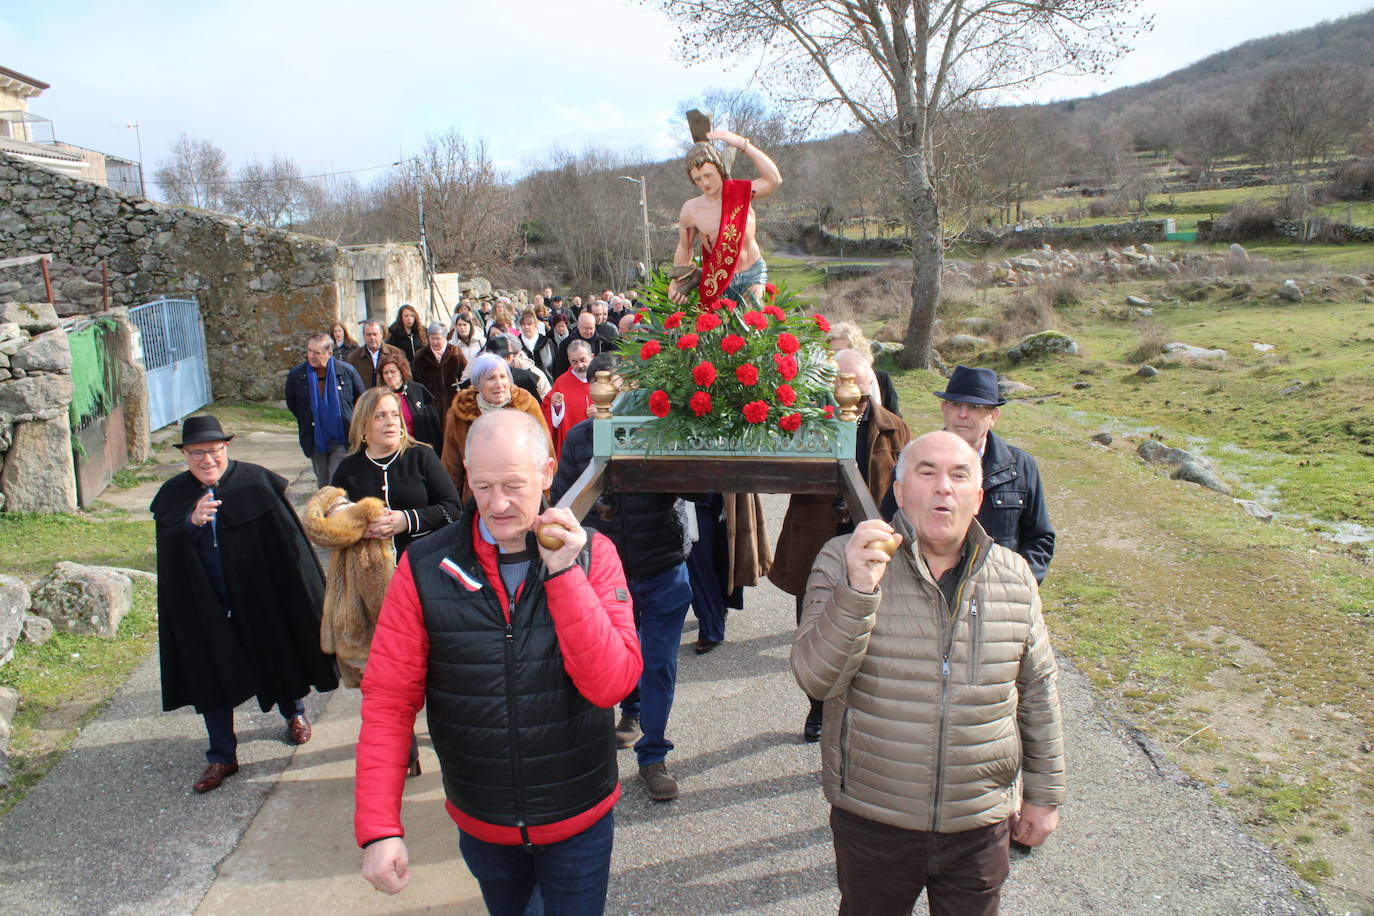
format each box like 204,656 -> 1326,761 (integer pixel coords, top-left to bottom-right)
102,262 -> 110,309
40,255 -> 54,304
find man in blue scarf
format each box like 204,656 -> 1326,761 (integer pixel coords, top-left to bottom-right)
286,332 -> 367,487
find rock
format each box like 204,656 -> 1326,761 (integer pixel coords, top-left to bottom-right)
1072,381 -> 1091,390
0,685 -> 16,740
1136,307 -> 1153,317
1229,243 -> 1249,261
0,749 -> 10,788
1138,440 -> 1198,469
0,321 -> 20,343
10,328 -> 72,374
1336,275 -> 1368,288
21,614 -> 53,646
1091,432 -> 1113,446
941,334 -> 990,351
1161,342 -> 1227,364
1006,330 -> 1078,364
1279,382 -> 1304,396
29,562 -> 133,639
0,302 -> 59,334
1136,365 -> 1159,378
1234,499 -> 1273,523
1126,295 -> 1150,307
0,416 -> 78,513
1276,280 -> 1303,302
1171,460 -> 1232,496
1251,342 -> 1274,352
0,575 -> 30,666
0,372 -> 74,418
997,377 -> 1035,397
957,317 -> 993,334
1009,258 -> 1041,271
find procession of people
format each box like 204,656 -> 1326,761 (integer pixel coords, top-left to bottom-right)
148,130 -> 1061,916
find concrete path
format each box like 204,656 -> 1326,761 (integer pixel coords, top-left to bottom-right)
0,427 -> 1326,914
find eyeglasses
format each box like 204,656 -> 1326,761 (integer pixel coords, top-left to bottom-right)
185,445 -> 227,460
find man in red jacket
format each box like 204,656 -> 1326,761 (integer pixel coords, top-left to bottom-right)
356,410 -> 642,914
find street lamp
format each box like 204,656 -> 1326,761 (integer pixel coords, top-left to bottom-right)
124,120 -> 145,197
618,175 -> 651,279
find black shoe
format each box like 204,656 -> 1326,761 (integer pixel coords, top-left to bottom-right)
1010,840 -> 1033,859
803,707 -> 823,743
694,639 -> 722,655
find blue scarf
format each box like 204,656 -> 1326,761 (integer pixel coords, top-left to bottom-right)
309,358 -> 347,454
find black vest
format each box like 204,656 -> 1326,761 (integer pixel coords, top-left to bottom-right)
407,510 -> 617,831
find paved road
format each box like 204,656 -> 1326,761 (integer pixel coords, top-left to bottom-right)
0,430 -> 1326,914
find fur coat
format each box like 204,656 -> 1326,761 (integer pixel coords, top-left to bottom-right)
303,487 -> 396,687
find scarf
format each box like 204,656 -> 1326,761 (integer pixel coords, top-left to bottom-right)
309,359 -> 347,454
476,392 -> 510,414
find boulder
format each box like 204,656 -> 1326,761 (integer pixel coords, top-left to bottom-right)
0,321 -> 20,343
29,562 -> 133,639
1161,342 -> 1227,364
0,685 -> 15,788
997,377 -> 1035,398
1137,439 -> 1197,469
0,574 -> 29,666
1135,365 -> 1159,378
1336,275 -> 1368,288
0,372 -> 74,419
0,416 -> 78,513
1091,432 -> 1113,446
1229,243 -> 1249,261
1276,280 -> 1303,303
941,334 -> 990,351
21,614 -> 53,646
957,316 -> 994,334
1136,307 -> 1153,317
1234,499 -> 1274,523
1171,460 -> 1232,496
10,328 -> 71,374
1126,295 -> 1150,307
0,302 -> 59,334
1006,330 -> 1077,364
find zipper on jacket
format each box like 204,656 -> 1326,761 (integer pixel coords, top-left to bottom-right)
967,593 -> 981,682
838,707 -> 850,792
930,543 -> 980,832
502,597 -> 532,847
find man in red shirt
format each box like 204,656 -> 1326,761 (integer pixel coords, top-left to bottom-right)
356,410 -> 641,913
542,339 -> 593,458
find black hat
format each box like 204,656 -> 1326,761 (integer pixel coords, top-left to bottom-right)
933,366 -> 1006,407
175,415 -> 234,448
484,334 -> 515,356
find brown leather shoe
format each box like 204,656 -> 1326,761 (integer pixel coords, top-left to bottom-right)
286,714 -> 312,745
193,762 -> 239,793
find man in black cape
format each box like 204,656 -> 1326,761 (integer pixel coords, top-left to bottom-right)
150,415 -> 338,793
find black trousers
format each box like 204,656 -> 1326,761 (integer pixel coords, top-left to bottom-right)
830,806 -> 1010,916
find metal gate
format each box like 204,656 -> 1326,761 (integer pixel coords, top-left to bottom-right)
128,297 -> 211,431
67,318 -> 128,507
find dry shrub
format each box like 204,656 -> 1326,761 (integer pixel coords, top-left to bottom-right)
1126,321 -> 1169,364
827,264 -> 914,322
1329,159 -> 1374,202
1035,275 -> 1081,310
991,292 -> 1054,344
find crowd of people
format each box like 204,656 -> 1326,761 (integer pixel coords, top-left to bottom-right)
152,123 -> 1061,916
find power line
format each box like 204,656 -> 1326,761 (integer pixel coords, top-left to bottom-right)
215,160 -> 404,185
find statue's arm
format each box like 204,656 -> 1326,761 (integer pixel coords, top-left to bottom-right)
673,202 -> 696,267
707,129 -> 782,200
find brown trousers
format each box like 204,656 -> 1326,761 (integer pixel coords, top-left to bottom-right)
830,806 -> 1011,916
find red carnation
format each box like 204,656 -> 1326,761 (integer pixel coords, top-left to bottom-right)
635,310 -> 648,324
692,360 -> 717,387
742,400 -> 769,424
720,334 -> 747,355
664,311 -> 686,329
701,297 -> 722,312
775,384 -> 797,406
779,412 -> 802,433
813,313 -> 831,333
640,340 -> 661,360
689,391 -> 713,417
777,332 -> 800,354
677,333 -> 699,349
719,297 -> 737,311
695,312 -> 723,333
742,310 -> 768,331
764,304 -> 786,322
764,283 -> 778,298
824,404 -> 835,419
736,364 -> 759,386
650,390 -> 671,417
774,353 -> 798,380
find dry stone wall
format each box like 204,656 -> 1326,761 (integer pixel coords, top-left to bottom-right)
0,301 -> 76,512
0,151 -> 342,401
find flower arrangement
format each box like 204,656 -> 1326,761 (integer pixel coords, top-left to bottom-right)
614,271 -> 838,450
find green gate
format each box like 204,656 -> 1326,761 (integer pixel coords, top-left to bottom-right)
67,318 -> 127,507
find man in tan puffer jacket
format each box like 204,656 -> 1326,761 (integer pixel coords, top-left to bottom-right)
792,430 -> 1064,915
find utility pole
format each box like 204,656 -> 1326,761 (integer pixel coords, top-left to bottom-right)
415,158 -> 435,322
619,175 -> 651,277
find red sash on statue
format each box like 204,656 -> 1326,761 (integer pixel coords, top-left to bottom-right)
698,179 -> 752,304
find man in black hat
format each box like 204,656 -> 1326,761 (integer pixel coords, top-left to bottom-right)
884,365 -> 1054,583
150,415 -> 339,794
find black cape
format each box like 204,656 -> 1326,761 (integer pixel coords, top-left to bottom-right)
150,461 -> 338,713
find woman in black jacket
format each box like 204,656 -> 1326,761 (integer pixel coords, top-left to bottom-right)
376,354 -> 443,454
386,304 -> 425,362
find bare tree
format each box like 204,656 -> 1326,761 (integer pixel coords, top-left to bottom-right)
1249,65 -> 1374,180
675,88 -> 810,153
299,173 -> 373,244
650,0 -> 1148,367
153,134 -> 229,210
1178,102 -> 1240,178
226,155 -> 310,227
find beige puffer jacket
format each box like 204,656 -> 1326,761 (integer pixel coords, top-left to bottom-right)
791,512 -> 1065,834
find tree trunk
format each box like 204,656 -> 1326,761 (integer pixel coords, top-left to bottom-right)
898,150 -> 942,370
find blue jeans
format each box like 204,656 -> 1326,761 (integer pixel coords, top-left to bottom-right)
458,810 -> 614,916
618,562 -> 692,767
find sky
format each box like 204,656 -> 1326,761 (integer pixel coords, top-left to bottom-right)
3,0 -> 1370,185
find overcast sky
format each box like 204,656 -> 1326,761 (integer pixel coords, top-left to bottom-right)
3,1 -> 1370,184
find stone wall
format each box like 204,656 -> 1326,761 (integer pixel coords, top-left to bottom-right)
0,301 -> 76,512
